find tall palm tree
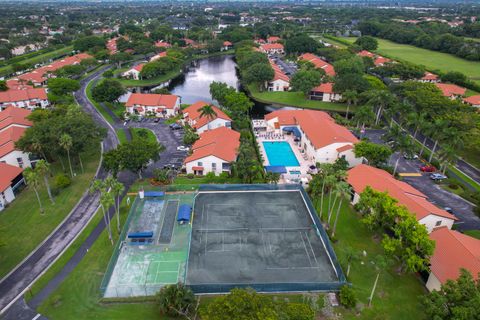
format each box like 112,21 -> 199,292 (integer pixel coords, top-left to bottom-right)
369,255 -> 391,307
342,90 -> 358,120
24,167 -> 44,214
342,246 -> 360,278
106,177 -> 124,233
314,163 -> 334,220
393,135 -> 414,176
353,105 -> 376,129
331,181 -> 351,237
428,119 -> 448,164
438,146 -> 457,174
199,104 -> 217,131
364,90 -> 396,125
35,160 -> 54,204
59,133 -> 74,178
90,180 -> 114,245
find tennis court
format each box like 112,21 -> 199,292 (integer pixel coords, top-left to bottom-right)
102,192 -> 194,298
186,187 -> 344,292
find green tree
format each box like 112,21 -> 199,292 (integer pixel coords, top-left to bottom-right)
341,89 -> 358,119
24,167 -> 44,214
423,269 -> 480,320
199,104 -> 217,130
363,90 -> 396,125
156,283 -> 196,318
183,125 -> 199,145
354,36 -> 378,51
73,35 -> 105,52
265,171 -> 280,184
352,105 -> 376,129
341,246 -> 360,278
353,141 -> 392,167
331,181 -> 351,237
35,159 -> 54,204
92,79 -> 125,102
290,69 -> 323,97
105,177 -> 124,233
201,288 -> 278,320
243,63 -> 274,91
90,180 -> 114,245
48,78 -> 80,96
339,285 -> 357,309
59,133 -> 74,178
110,52 -> 132,68
285,34 -> 318,55
368,255 -> 391,307
0,80 -> 8,91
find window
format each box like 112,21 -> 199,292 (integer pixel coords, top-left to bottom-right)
17,157 -> 24,168
197,161 -> 203,166
435,221 -> 442,227
212,163 -> 217,171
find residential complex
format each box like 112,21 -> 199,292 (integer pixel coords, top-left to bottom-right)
125,93 -> 180,117
182,101 -> 232,134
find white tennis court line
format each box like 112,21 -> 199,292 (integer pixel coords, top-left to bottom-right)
300,231 -> 314,267
303,231 -> 319,266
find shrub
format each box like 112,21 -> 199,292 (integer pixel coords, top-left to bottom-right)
279,302 -> 315,320
54,174 -> 71,190
205,172 -> 216,182
187,173 -> 195,179
156,283 -> 195,317
339,285 -> 357,309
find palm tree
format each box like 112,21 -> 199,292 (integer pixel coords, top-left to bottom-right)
106,177 -> 124,233
35,160 -> 54,204
352,105 -> 376,129
438,146 -> 456,174
59,133 -> 74,178
90,180 -> 114,245
327,170 -> 346,225
364,90 -> 396,125
342,246 -> 360,278
24,167 -> 44,214
406,112 -> 428,141
369,255 -> 391,307
392,135 -> 414,176
342,90 -> 358,120
331,181 -> 351,237
199,104 -> 217,131
314,163 -> 334,220
428,119 -> 448,164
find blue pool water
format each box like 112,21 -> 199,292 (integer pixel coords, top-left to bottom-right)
263,141 -> 300,167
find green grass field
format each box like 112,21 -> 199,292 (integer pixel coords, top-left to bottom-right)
315,198 -> 427,320
0,46 -> 73,77
338,37 -> 480,83
464,230 -> 480,239
0,145 -> 101,278
248,85 -> 353,113
130,128 -> 157,144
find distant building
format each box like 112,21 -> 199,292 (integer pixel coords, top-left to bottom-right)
267,36 -> 281,43
154,41 -> 171,49
222,41 -> 233,51
259,43 -> 284,55
267,59 -> 289,92
435,83 -> 466,99
463,95 -> 480,108
125,93 -> 180,118
419,72 -> 440,83
0,88 -> 49,110
309,83 -> 342,102
182,101 -> 232,134
298,53 -> 335,76
0,107 -> 34,168
122,64 -> 144,80
150,52 -> 167,62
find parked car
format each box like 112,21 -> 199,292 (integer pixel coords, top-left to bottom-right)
169,123 -> 182,130
154,118 -> 160,123
176,146 -> 189,151
403,153 -> 419,160
430,173 -> 447,181
420,165 -> 436,172
444,207 -> 453,214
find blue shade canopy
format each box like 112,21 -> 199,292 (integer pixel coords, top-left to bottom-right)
177,204 -> 192,222
264,166 -> 287,173
282,126 -> 301,138
144,191 -> 164,197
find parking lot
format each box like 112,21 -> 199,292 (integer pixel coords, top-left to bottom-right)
126,118 -> 187,174
363,129 -> 479,231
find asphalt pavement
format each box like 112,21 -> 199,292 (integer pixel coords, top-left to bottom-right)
363,129 -> 480,231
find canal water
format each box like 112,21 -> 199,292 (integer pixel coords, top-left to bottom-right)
164,55 -> 289,118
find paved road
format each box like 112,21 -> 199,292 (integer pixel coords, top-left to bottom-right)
364,129 -> 480,231
0,67 -> 119,315
1,66 -> 187,320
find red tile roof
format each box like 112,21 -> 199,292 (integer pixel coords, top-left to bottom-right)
312,82 -> 335,94
0,107 -> 32,132
0,88 -> 47,103
357,50 -> 375,58
298,53 -> 335,76
133,64 -> 145,72
0,126 -> 26,158
269,59 -> 289,82
421,72 -> 438,81
336,144 -> 353,153
347,164 -> 457,221
223,41 -> 233,46
6,79 -> 34,90
374,56 -> 391,66
183,101 -> 231,130
185,127 -> 240,163
107,37 -> 118,54
260,43 -> 284,51
435,83 -> 466,97
464,95 -> 480,105
267,36 -> 281,43
265,110 -> 358,150
429,227 -> 480,284
155,41 -> 171,48
0,162 -> 23,192
125,93 -> 179,109
150,52 -> 167,61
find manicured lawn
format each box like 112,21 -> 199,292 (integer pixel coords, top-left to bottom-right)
0,46 -> 73,77
464,229 -> 480,239
314,198 -> 427,319
309,33 -> 349,48
115,129 -> 128,144
0,145 -> 101,278
248,85 -> 353,113
130,127 -> 157,143
338,37 -> 480,83
118,69 -> 181,87
37,182 -> 172,320
85,80 -> 115,125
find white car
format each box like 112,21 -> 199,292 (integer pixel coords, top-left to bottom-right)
430,173 -> 447,181
177,146 -> 189,151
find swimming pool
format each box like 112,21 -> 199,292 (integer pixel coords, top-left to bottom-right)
263,141 -> 300,167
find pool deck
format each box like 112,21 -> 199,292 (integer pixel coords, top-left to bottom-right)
255,130 -> 314,184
